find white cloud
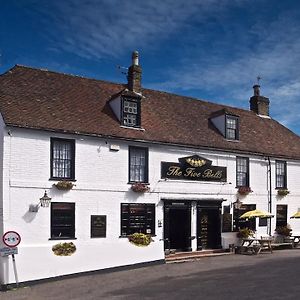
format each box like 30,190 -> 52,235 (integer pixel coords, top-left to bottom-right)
32,0 -> 233,59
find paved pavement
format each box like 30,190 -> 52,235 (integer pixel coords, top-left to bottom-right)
2,249 -> 300,300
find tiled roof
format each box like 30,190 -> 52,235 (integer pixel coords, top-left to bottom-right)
1,65 -> 300,159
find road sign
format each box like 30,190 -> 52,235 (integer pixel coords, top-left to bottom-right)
3,231 -> 21,247
0,247 -> 18,257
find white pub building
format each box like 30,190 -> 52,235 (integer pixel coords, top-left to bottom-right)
1,52 -> 300,286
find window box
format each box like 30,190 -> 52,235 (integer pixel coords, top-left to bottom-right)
237,186 -> 253,195
277,189 -> 290,196
52,242 -> 76,256
53,181 -> 75,190
131,182 -> 150,193
128,233 -> 153,247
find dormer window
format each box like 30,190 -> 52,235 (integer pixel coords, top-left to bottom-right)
122,97 -> 141,127
226,115 -> 239,140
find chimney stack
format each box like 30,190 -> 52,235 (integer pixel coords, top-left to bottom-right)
249,84 -> 270,116
128,51 -> 142,93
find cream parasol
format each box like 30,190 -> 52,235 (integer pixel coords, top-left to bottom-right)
290,211 -> 300,219
239,209 -> 274,219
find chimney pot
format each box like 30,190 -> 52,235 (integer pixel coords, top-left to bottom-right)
128,51 -> 142,93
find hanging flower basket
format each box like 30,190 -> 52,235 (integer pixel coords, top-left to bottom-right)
52,242 -> 76,256
277,189 -> 290,196
131,182 -> 150,193
237,186 -> 253,195
53,181 -> 75,190
128,233 -> 153,247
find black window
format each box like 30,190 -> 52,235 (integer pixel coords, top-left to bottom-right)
51,138 -> 75,180
233,204 -> 256,231
236,157 -> 249,187
51,202 -> 75,239
226,115 -> 239,140
276,205 -> 287,227
121,203 -> 155,236
276,160 -> 287,189
122,97 -> 140,127
129,146 -> 148,183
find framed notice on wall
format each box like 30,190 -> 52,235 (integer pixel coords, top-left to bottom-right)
91,215 -> 106,238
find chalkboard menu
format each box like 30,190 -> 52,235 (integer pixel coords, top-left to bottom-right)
121,203 -> 155,236
200,215 -> 208,248
91,215 -> 106,238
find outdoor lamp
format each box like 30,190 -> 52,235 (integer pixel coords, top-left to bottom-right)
29,190 -> 52,212
39,191 -> 52,208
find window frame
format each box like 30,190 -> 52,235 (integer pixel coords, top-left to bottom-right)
50,202 -> 76,240
275,160 -> 287,189
120,203 -> 155,236
128,146 -> 149,183
50,137 -> 75,180
276,204 -> 288,228
236,156 -> 249,187
121,97 -> 141,128
225,115 -> 239,140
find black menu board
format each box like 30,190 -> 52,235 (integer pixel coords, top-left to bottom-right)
91,215 -> 106,238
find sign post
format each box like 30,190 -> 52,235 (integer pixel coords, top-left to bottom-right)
2,231 -> 21,287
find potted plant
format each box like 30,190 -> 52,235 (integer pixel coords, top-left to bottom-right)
128,233 -> 153,247
237,228 -> 254,239
277,189 -> 290,196
275,224 -> 292,237
274,224 -> 292,243
131,182 -> 150,193
237,186 -> 253,195
53,181 -> 75,190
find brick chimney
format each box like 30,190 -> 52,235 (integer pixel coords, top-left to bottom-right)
249,84 -> 270,116
127,51 -> 142,93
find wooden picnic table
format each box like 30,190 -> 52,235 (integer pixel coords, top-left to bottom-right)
240,238 -> 273,255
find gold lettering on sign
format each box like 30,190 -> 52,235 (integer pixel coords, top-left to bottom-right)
167,166 -> 182,176
202,169 -> 223,179
184,168 -> 202,178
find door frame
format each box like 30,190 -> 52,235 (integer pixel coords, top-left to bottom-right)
197,201 -> 222,250
163,201 -> 192,252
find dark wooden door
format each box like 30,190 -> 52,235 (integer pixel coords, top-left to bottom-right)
197,207 -> 221,250
164,202 -> 191,252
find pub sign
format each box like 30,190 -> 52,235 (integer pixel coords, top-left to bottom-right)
161,155 -> 227,182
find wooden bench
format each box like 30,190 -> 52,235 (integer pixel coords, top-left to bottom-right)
271,236 -> 294,249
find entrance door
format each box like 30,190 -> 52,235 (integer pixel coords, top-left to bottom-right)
197,206 -> 221,250
164,202 -> 191,252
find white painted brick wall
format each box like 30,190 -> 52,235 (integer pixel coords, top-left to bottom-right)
1,126 -> 300,283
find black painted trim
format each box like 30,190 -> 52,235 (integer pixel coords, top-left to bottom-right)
50,137 -> 76,180
128,145 -> 149,183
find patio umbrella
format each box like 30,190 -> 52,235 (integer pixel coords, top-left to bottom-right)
290,211 -> 300,219
239,209 -> 274,219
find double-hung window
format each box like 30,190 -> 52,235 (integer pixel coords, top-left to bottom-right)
276,160 -> 287,189
236,157 -> 249,187
51,202 -> 75,239
226,115 -> 239,140
122,98 -> 140,127
129,146 -> 148,183
51,138 -> 75,180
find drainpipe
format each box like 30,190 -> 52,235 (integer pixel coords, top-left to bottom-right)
267,156 -> 272,236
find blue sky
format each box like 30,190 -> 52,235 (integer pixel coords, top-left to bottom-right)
1,0 -> 300,135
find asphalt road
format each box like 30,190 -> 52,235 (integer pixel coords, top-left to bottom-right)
2,249 -> 300,300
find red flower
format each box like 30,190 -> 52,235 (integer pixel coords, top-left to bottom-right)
131,183 -> 150,193
237,186 -> 253,195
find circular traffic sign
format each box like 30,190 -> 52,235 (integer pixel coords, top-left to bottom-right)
3,231 -> 21,248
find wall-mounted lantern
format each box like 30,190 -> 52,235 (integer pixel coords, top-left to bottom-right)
29,191 -> 52,212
